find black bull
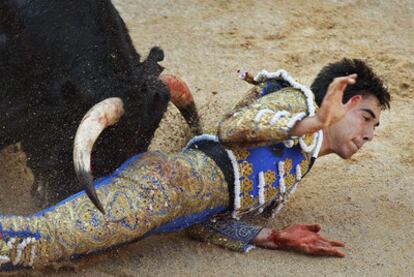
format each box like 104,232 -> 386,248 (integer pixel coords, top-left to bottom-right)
0,0 -> 200,206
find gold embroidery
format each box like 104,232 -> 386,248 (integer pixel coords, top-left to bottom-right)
22,245 -> 31,266
264,171 -> 276,184
219,88 -> 310,145
299,157 -> 310,176
302,133 -> 315,146
186,224 -> 246,252
263,170 -> 278,202
284,158 -> 297,192
242,179 -> 253,194
240,161 -> 253,177
242,194 -> 255,208
0,150 -> 230,268
231,147 -> 250,161
284,158 -> 292,173
285,174 -> 295,187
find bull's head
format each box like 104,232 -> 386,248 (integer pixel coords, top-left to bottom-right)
73,75 -> 200,213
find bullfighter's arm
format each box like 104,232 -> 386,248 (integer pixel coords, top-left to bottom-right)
225,86 -> 262,116
186,217 -> 262,252
218,87 -> 310,146
222,70 -> 284,119
219,73 -> 359,146
221,71 -> 264,119
187,218 -> 346,257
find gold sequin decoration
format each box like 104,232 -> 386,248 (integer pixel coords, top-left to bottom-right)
240,161 -> 253,176
231,146 -> 251,161
219,88 -> 310,145
264,170 -> 278,202
299,154 -> 311,175
242,179 -> 253,195
186,224 -> 246,252
0,150 -> 230,269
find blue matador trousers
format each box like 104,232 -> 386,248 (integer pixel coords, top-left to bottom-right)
0,149 -> 230,270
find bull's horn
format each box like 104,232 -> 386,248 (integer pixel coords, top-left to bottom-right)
159,74 -> 202,135
73,97 -> 125,214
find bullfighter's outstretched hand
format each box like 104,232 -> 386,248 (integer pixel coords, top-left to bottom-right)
252,224 -> 346,257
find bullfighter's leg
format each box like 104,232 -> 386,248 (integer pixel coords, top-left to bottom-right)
0,150 -> 229,271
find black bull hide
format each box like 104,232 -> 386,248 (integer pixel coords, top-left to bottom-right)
0,0 -> 182,206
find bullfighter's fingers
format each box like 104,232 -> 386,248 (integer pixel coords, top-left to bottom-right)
311,245 -> 346,257
306,224 -> 321,233
327,239 -> 346,247
328,74 -> 357,95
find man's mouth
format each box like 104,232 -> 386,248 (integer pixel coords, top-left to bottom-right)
351,140 -> 362,151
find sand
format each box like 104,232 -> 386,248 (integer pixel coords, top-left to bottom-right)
0,0 -> 413,276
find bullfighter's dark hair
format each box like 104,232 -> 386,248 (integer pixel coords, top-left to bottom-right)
311,58 -> 391,110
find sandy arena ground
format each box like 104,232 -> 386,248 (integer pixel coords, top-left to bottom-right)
0,0 -> 413,276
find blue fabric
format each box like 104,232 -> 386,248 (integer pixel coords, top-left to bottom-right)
0,224 -> 41,240
28,152 -> 227,234
204,218 -> 262,245
261,79 -> 289,96
32,153 -> 145,217
150,205 -> 228,234
240,143 -> 307,199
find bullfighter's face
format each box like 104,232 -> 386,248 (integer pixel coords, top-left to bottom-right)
325,94 -> 382,159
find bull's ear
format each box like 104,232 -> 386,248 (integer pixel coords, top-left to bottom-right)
147,47 -> 164,63
141,47 -> 165,77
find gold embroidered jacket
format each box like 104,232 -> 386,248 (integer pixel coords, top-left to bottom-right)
187,70 -> 323,252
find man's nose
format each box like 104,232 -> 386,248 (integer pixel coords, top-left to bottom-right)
363,126 -> 375,142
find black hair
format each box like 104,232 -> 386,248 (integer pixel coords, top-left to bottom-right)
311,58 -> 390,110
